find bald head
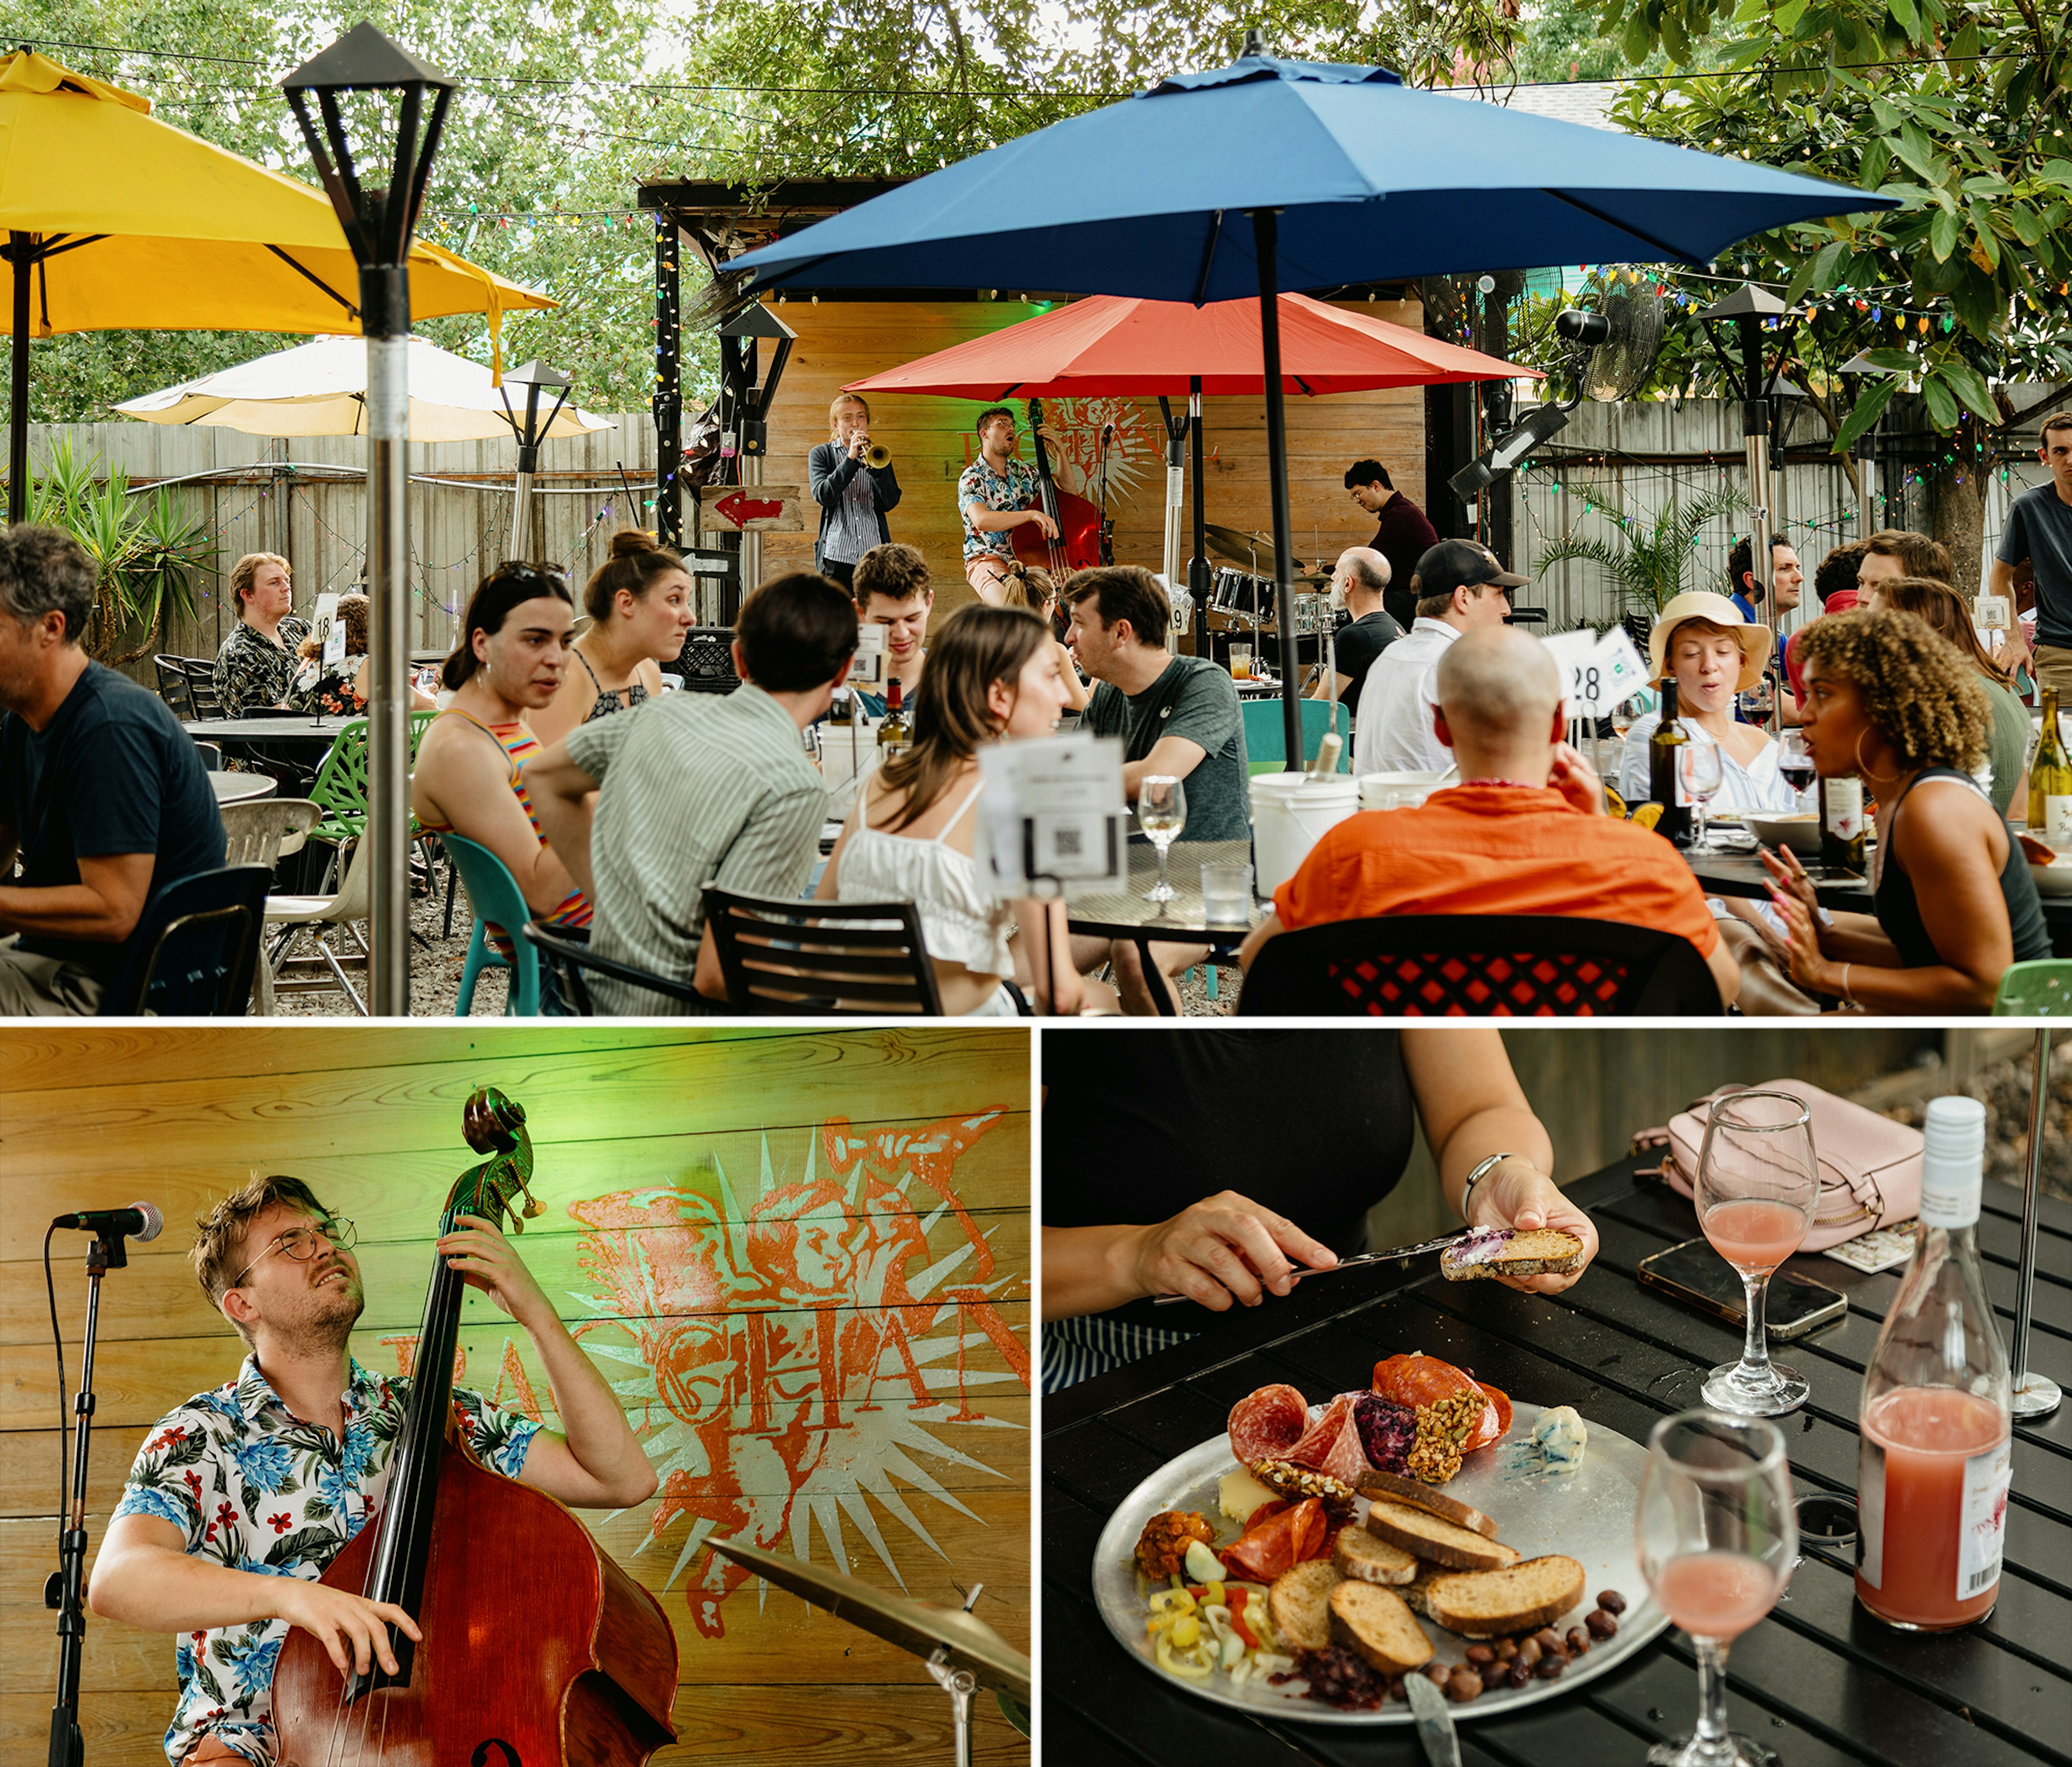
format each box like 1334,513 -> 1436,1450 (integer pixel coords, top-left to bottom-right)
1333,547 -> 1390,615
1432,625 -> 1564,779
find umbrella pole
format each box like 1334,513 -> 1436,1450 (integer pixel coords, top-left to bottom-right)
1250,213 -> 1301,771
364,268 -> 412,1017
1189,376 -> 1207,604
9,235 -> 30,526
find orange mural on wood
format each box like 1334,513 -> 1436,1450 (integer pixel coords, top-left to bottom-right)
562,1110 -> 1027,1638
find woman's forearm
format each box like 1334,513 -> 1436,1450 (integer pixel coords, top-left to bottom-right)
1041,1224 -> 1147,1321
1430,1107 -> 1556,1219
1826,959 -> 1996,1015
1815,913 -> 1901,965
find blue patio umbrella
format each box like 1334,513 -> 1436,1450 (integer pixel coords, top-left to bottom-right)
731,44 -> 1897,766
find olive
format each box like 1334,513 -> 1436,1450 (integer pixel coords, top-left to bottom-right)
1385,1676 -> 1406,1702
1536,1654 -> 1566,1680
1447,1668 -> 1483,1703
1532,1627 -> 1564,1654
1597,1589 -> 1628,1615
1567,1626 -> 1592,1655
1495,1637 -> 1519,1661
1507,1660 -> 1532,1689
1428,1663 -> 1453,1687
1466,1644 -> 1495,1665
1515,1637 -> 1543,1667
1586,1609 -> 1619,1640
1480,1659 -> 1511,1690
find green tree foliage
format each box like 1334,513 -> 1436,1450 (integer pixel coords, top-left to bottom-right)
1536,482 -> 1747,614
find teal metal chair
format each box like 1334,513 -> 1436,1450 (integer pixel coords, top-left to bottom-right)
1992,960 -> 2072,1015
1242,698 -> 1351,775
438,831 -> 547,1016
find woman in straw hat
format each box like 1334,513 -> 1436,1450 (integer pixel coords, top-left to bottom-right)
1617,591 -> 1800,812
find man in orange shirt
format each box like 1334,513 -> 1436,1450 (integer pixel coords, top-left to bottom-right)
1238,624 -> 1740,1007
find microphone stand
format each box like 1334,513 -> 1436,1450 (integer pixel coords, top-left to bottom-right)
46,1227 -> 126,1767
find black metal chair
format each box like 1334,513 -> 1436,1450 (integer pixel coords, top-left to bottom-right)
153,654 -> 197,719
702,888 -> 945,1015
1236,914 -> 1722,1017
522,921 -> 709,1017
98,865 -> 272,1016
669,626 -> 741,694
175,656 -> 224,720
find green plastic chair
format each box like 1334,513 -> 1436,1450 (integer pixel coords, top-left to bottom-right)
307,711 -> 440,845
1992,960 -> 2072,1015
1241,698 -> 1352,776
438,831 -> 546,1016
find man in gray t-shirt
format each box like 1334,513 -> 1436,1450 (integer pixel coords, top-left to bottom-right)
1995,415 -> 2072,699
1062,566 -> 1249,1012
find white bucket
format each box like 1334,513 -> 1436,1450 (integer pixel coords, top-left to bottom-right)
1250,771 -> 1360,898
1357,770 -> 1449,813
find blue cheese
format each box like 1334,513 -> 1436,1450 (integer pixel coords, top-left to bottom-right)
1532,1405 -> 1587,1474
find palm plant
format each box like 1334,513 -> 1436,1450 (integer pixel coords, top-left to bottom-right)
28,440 -> 216,664
1536,484 -> 1747,620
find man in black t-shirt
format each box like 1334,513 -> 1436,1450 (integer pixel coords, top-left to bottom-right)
1345,459 -> 1440,629
1994,412 -> 2072,699
1310,546 -> 1402,711
0,526 -> 225,1014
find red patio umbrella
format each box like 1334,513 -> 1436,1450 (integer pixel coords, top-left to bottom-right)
847,291 -> 1533,676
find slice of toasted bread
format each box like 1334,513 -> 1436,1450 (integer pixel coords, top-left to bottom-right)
1332,1523 -> 1419,1587
1356,1469 -> 1501,1539
1267,1558 -> 1342,1652
1440,1227 -> 1586,1282
1364,1498 -> 1521,1572
1327,1580 -> 1435,1675
1421,1555 -> 1588,1639
1396,1562 -> 1443,1617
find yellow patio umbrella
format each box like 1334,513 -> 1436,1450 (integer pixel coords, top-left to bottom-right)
2,49 -> 552,517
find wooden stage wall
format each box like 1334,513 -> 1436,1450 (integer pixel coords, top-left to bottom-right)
741,296 -> 1428,617
0,1026 -> 1031,1767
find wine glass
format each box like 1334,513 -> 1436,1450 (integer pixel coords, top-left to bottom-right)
1778,731 -> 1815,808
1637,1410 -> 1797,1767
1137,775 -> 1188,903
1680,741 -> 1727,852
1697,1090 -> 1819,1416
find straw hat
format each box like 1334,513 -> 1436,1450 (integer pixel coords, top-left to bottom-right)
1648,591 -> 1774,694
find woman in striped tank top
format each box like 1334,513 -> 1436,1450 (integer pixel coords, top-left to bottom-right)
413,564 -> 594,973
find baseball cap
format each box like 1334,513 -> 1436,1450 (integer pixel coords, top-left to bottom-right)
1412,538 -> 1528,601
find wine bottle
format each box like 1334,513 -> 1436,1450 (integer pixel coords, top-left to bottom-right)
877,675 -> 910,755
1647,678 -> 1691,846
826,685 -> 855,728
1820,773 -> 1866,872
2027,686 -> 2072,846
1856,1096 -> 2013,1632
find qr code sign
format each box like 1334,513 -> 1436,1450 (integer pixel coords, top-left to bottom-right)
1054,826 -> 1083,857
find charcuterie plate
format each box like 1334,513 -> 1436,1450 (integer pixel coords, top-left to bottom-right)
1091,1401 -> 1670,1724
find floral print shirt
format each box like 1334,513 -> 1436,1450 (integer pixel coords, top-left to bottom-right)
212,620 -> 310,718
957,457 -> 1040,562
111,1354 -> 540,1767
285,655 -> 367,716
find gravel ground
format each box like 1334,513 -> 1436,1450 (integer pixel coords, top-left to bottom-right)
1866,1038 -> 2072,1204
270,862 -> 513,1017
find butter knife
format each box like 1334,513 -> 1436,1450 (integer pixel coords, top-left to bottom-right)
1149,1229 -> 1473,1306
1404,1669 -> 1462,1767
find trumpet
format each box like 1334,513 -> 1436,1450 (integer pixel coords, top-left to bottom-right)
863,440 -> 893,469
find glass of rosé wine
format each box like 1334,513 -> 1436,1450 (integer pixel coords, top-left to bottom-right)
1696,1090 -> 1819,1416
1637,1410 -> 1797,1767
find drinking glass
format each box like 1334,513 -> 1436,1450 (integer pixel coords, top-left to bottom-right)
1778,731 -> 1814,807
1137,775 -> 1188,903
1680,741 -> 1727,852
1697,1091 -> 1819,1416
1201,860 -> 1253,926
1228,644 -> 1253,681
1637,1410 -> 1796,1767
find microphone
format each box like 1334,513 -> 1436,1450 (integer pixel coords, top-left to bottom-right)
51,1203 -> 165,1243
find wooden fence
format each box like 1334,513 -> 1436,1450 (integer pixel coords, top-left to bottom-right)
0,1025 -> 1032,1767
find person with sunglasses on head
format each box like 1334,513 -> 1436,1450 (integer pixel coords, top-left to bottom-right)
412,563 -> 592,992
87,1175 -> 657,1767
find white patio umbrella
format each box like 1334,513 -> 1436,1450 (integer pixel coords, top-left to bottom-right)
117,333 -> 614,443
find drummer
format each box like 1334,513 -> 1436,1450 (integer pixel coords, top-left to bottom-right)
959,408 -> 1058,606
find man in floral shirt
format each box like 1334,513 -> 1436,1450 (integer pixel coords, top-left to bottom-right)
957,406 -> 1058,604
89,1175 -> 659,1767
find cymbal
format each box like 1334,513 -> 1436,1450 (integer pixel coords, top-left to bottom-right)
706,1536 -> 1031,1701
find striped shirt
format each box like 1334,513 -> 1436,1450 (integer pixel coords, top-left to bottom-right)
565,683 -> 825,1015
419,709 -> 591,951
1041,1315 -> 1198,1394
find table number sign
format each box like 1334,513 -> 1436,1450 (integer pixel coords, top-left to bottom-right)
979,732 -> 1126,895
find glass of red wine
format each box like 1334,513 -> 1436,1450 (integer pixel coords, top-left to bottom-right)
1777,731 -> 1815,805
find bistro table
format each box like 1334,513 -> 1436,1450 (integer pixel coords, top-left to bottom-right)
1065,838 -> 1257,1016
207,771 -> 277,804
1044,1152 -> 2072,1766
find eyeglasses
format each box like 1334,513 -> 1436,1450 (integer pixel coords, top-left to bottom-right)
229,1216 -> 357,1289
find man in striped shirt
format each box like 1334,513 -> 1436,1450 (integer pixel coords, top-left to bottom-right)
529,573 -> 859,1014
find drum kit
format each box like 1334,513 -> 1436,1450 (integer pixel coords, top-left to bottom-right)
1201,525 -> 1335,662
707,1535 -> 1031,1767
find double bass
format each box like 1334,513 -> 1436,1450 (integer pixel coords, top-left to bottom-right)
273,1089 -> 677,1767
1010,397 -> 1106,577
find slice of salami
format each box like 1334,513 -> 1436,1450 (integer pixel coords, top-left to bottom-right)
1227,1383 -> 1309,1465
1285,1394 -> 1370,1485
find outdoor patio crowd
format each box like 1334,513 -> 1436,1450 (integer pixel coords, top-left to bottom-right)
3,406 -> 2068,1019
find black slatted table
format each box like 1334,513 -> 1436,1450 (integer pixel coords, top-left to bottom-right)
1042,1156 -> 2072,1766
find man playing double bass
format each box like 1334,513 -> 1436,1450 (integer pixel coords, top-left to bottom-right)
87,1175 -> 658,1767
958,406 -> 1059,605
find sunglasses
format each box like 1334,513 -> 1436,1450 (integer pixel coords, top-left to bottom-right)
229,1216 -> 358,1289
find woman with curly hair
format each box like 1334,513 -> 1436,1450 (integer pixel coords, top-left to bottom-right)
1762,607 -> 2049,1012
1860,574 -> 2028,814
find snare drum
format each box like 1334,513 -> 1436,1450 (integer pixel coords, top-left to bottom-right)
1210,568 -> 1270,619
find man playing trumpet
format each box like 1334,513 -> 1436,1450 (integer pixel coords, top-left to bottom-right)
808,393 -> 903,592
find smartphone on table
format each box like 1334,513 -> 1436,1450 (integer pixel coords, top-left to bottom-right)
1637,1237 -> 1848,1338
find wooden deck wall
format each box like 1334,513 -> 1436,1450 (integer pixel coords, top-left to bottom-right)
0,1026 -> 1032,1767
749,297 -> 1429,616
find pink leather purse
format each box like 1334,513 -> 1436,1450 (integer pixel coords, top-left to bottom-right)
1638,1079 -> 1923,1251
